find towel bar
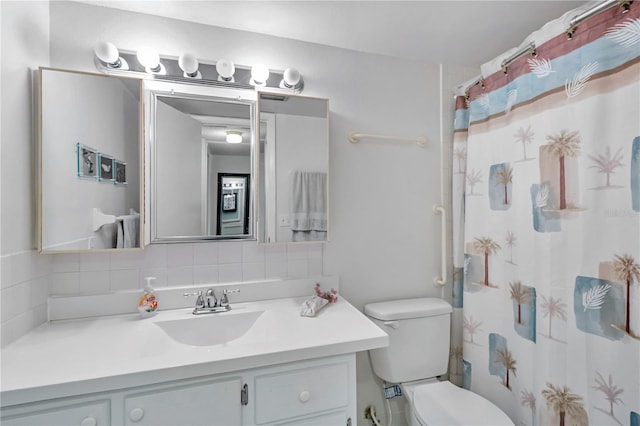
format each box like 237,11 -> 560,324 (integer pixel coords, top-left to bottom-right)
348,132 -> 426,147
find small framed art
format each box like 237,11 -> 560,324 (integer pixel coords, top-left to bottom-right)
77,143 -> 98,179
115,160 -> 127,185
98,153 -> 114,182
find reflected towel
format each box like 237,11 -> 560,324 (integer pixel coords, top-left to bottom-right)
116,213 -> 139,248
289,171 -> 327,231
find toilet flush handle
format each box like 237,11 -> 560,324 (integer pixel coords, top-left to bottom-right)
383,321 -> 400,329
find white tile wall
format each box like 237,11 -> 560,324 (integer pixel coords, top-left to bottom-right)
48,241 -> 324,295
1,251 -> 51,347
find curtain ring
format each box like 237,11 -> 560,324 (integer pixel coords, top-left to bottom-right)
566,26 -> 576,40
619,0 -> 631,13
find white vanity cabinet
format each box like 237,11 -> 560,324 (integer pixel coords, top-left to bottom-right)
1,354 -> 356,426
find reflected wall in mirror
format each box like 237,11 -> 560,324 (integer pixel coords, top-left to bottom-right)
257,92 -> 329,244
38,68 -> 142,253
145,82 -> 256,242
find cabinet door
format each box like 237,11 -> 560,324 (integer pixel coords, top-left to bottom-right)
1,400 -> 110,426
124,377 -> 242,425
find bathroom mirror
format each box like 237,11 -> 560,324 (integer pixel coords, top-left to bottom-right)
144,81 -> 256,243
257,92 -> 329,244
38,68 -> 142,253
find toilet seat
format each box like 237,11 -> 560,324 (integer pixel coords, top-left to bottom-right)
411,381 -> 513,426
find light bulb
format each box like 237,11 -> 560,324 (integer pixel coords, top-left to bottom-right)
93,42 -> 129,70
137,47 -> 161,72
226,130 -> 243,144
178,53 -> 200,78
94,41 -> 119,65
216,58 -> 235,81
250,63 -> 269,86
281,67 -> 301,89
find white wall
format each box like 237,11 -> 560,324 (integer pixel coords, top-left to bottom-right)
155,101 -> 201,237
0,1 -> 51,346
2,2 -> 454,423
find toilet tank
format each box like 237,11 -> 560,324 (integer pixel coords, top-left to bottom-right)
364,298 -> 452,384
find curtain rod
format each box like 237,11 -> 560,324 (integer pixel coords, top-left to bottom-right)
500,42 -> 536,73
569,0 -> 624,28
463,0 -> 629,97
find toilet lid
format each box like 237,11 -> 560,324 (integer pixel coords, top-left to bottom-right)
413,381 -> 513,426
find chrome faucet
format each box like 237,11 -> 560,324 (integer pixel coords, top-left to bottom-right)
183,288 -> 240,315
205,288 -> 218,308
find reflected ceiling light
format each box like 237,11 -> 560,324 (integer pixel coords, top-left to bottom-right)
178,53 -> 201,78
136,47 -> 165,75
250,63 -> 269,86
216,58 -> 235,82
94,41 -> 129,70
280,67 -> 302,90
226,130 -> 243,144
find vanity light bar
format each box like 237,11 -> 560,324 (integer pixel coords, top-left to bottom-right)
94,49 -> 304,93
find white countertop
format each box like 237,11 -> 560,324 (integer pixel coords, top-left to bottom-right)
1,296 -> 388,407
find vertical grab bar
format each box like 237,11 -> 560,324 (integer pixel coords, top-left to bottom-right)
433,204 -> 447,287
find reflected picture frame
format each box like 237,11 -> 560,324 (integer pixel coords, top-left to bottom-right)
77,143 -> 98,179
98,153 -> 114,182
115,160 -> 127,185
222,192 -> 237,212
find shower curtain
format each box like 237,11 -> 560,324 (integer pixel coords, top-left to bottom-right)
451,3 -> 640,425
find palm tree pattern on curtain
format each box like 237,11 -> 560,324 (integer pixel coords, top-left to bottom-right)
451,4 -> 640,425
473,236 -> 501,287
544,129 -> 581,210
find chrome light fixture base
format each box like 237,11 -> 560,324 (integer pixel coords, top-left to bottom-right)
94,49 -> 303,93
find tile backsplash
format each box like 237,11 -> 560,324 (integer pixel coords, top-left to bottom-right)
1,241 -> 323,347
50,241 -> 323,295
1,251 -> 51,347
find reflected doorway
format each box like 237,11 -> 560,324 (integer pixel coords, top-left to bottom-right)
216,174 -> 250,236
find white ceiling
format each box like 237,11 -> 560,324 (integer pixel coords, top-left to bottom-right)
80,0 -> 590,66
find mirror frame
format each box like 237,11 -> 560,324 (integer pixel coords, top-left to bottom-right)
143,80 -> 257,244
256,90 -> 330,244
37,67 -> 144,253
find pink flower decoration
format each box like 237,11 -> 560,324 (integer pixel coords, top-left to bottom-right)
314,283 -> 338,303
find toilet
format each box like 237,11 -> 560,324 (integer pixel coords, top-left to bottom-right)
364,298 -> 513,426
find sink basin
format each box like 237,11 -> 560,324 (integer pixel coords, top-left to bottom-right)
154,310 -> 264,346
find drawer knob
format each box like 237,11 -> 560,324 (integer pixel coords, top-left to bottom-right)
80,417 -> 97,426
129,407 -> 145,422
299,390 -> 311,403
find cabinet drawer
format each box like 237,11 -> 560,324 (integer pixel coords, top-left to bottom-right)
254,362 -> 348,424
274,410 -> 347,426
123,377 -> 242,425
1,400 -> 110,426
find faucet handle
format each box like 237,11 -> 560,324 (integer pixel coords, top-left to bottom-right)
183,290 -> 206,308
220,288 -> 240,308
